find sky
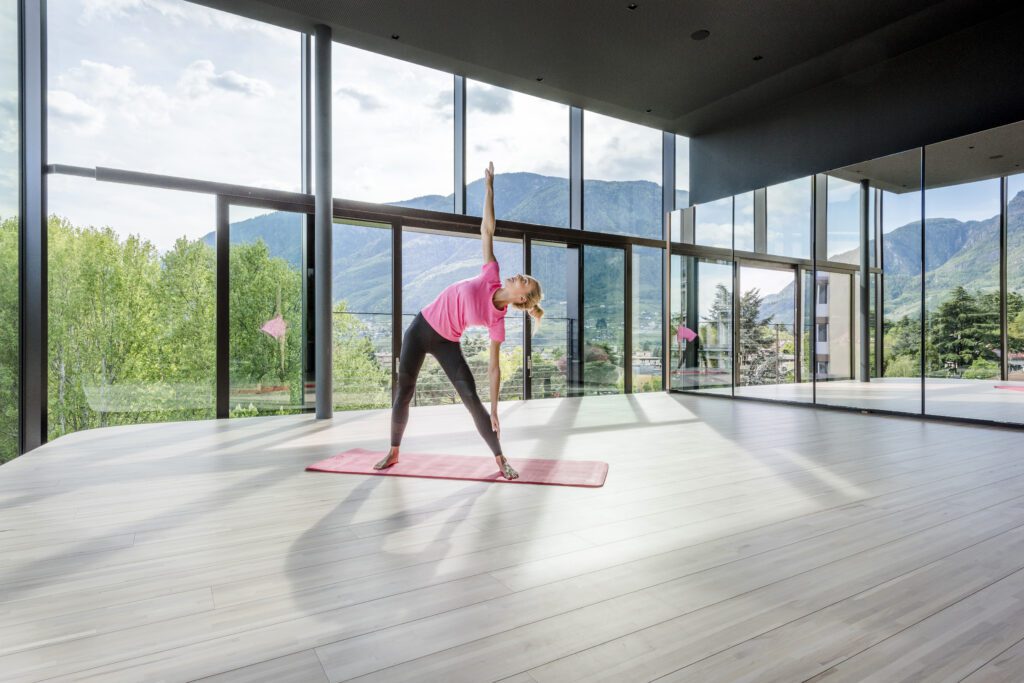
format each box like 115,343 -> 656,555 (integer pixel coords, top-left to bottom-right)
1,1 -> 17,219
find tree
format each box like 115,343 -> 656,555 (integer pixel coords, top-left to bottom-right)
737,287 -> 783,385
333,301 -> 390,409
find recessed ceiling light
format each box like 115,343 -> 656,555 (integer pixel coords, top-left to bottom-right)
391,34 -> 400,40
968,145 -> 975,149
645,108 -> 653,113
627,3 -> 638,9
989,154 -> 1004,160
691,29 -> 710,40
536,76 -> 544,82
752,55 -> 763,61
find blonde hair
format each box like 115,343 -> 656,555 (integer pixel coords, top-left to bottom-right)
511,274 -> 545,333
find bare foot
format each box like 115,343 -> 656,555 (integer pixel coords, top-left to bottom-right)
374,448 -> 400,470
495,455 -> 519,480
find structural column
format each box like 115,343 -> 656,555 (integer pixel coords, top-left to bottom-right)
19,0 -> 46,452
313,24 -> 332,419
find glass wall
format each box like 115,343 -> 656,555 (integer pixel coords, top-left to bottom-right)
229,207 -> 306,416
583,111 -> 661,239
48,177 -> 217,438
582,246 -> 624,394
48,0 -> 301,189
466,81 -> 568,227
735,264 -> 806,401
1,0 -> 18,462
826,176 -> 862,265
402,230 -> 523,406
766,177 -> 811,259
670,256 -> 733,393
734,192 -> 755,253
923,170 -> 1001,421
531,241 -> 578,398
694,196 -> 732,249
1010,173 -> 1024,382
676,135 -> 690,209
333,220 -> 392,410
333,43 -> 453,209
632,246 -> 662,392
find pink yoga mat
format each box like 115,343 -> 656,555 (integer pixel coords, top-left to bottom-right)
306,448 -> 608,488
994,385 -> 1024,393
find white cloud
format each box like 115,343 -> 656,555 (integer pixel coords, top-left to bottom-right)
47,89 -> 106,134
179,60 -> 274,99
80,0 -> 292,44
584,111 -> 661,183
334,86 -> 383,112
58,60 -> 173,126
467,84 -> 512,115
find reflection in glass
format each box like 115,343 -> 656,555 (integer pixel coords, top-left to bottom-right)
466,80 -> 568,227
1,0 -> 18,461
48,176 -> 216,438
333,43 -> 453,208
734,193 -> 755,252
632,246 -> 663,392
583,246 -> 624,394
229,208 -> 306,416
402,230 -> 523,406
735,265 -> 808,402
670,256 -> 733,393
766,177 -> 811,259
531,242 -> 578,398
584,111 -> 661,239
48,0 -> 301,189
695,196 -> 732,249
333,221 -> 392,410
826,176 -> 862,265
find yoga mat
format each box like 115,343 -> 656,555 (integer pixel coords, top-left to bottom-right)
994,385 -> 1024,393
306,448 -> 608,488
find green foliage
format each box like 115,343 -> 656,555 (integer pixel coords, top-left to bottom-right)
963,358 -> 999,379
0,216 -> 18,463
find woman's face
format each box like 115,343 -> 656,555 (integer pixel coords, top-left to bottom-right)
504,274 -> 536,305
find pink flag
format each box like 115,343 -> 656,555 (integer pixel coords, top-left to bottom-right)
676,325 -> 697,342
261,314 -> 287,340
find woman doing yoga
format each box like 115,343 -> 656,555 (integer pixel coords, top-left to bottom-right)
374,162 -> 544,480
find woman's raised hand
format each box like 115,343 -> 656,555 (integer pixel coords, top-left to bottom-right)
484,161 -> 494,188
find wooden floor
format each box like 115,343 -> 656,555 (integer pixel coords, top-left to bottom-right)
2,393 -> 1024,682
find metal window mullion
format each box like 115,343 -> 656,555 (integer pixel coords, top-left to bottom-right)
215,196 -> 229,418
523,236 -> 532,400
1001,176 -> 1009,382
919,147 -> 926,416
454,75 -> 466,215
313,24 -> 332,419
391,221 -> 402,402
570,107 -> 583,230
624,243 -> 633,394
19,0 -> 46,453
753,188 -> 767,254
662,132 -> 675,241
300,33 -> 312,195
859,178 -> 870,382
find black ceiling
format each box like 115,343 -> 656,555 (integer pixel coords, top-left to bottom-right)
195,0 -> 1013,136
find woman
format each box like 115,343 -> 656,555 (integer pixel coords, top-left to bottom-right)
375,162 -> 544,480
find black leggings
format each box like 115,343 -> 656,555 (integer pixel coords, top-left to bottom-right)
391,313 -> 503,456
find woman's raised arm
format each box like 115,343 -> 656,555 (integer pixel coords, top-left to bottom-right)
481,161 -> 496,264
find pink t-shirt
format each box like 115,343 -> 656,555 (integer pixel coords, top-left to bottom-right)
421,261 -> 507,343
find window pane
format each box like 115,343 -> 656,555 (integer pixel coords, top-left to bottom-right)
1,0 -> 17,462
694,196 -> 732,249
1010,173 -> 1024,383
671,257 -> 733,393
583,111 -> 661,239
530,242 -> 578,398
632,246 -> 663,392
333,221 -> 392,410
923,177 -> 1001,420
583,246 -> 624,394
826,176 -> 861,264
333,43 -> 453,209
466,80 -> 568,227
676,135 -> 690,209
48,177 -> 216,439
48,0 -> 300,189
735,266 -> 808,402
229,208 -> 307,416
766,177 -> 811,259
402,231 -> 523,406
734,192 -> 754,252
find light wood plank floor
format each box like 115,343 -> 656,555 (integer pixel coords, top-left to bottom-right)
1,393 -> 1024,682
